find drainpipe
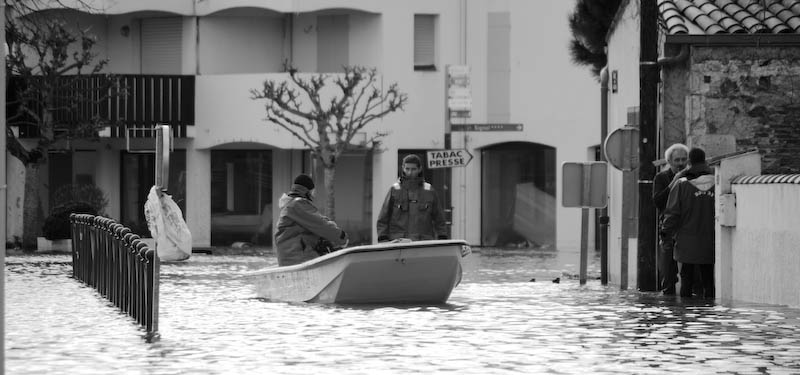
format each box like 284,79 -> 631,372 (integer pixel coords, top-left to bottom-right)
638,0 -> 659,292
193,0 -> 199,75
599,66 -> 610,285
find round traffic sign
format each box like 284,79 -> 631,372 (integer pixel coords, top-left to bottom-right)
604,126 -> 639,172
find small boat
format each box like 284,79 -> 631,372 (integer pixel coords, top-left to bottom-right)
246,239 -> 472,304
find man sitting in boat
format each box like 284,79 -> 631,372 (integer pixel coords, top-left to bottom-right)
377,154 -> 448,242
274,174 -> 349,266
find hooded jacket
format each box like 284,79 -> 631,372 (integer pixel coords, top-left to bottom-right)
376,175 -> 448,241
274,185 -> 348,266
660,164 -> 715,264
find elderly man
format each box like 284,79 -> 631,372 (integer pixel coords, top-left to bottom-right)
660,148 -> 715,299
652,143 -> 689,295
377,154 -> 448,242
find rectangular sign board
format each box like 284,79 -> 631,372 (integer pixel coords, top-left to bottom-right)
562,162 -> 608,208
451,123 -> 523,132
426,149 -> 473,169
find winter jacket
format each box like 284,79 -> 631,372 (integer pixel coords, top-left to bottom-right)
376,176 -> 448,241
274,185 -> 348,266
652,168 -> 677,219
660,164 -> 715,265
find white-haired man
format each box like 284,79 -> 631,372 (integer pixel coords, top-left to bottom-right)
652,143 -> 689,295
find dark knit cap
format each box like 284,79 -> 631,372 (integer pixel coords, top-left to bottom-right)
402,154 -> 422,167
688,148 -> 706,164
293,174 -> 315,190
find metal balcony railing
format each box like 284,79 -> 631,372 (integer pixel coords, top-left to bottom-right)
8,74 -> 195,139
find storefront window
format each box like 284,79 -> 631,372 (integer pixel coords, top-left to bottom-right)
481,142 -> 555,248
210,150 -> 272,246
311,151 -> 373,245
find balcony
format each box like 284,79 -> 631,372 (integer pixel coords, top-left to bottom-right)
7,74 -> 195,139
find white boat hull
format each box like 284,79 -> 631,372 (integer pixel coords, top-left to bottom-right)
246,240 -> 471,304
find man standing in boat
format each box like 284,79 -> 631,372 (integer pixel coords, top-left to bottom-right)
274,174 -> 349,266
377,154 -> 448,242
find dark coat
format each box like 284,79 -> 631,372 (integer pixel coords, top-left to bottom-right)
274,185 -> 348,266
376,176 -> 448,241
652,168 -> 677,219
660,164 -> 715,264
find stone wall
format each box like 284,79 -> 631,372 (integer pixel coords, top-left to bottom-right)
684,46 -> 800,173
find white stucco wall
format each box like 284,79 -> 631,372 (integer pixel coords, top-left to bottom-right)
605,0 -> 641,288
198,14 -> 285,74
729,183 -> 800,307
445,1 -> 600,250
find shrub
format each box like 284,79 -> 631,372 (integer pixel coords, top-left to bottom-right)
42,201 -> 97,240
42,184 -> 108,240
52,184 -> 108,215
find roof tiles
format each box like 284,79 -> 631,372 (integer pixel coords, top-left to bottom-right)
658,0 -> 800,34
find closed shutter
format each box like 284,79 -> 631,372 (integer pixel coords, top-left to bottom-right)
141,18 -> 182,74
414,15 -> 436,70
487,12 -> 510,123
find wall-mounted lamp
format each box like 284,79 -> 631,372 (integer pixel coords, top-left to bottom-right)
120,25 -> 130,37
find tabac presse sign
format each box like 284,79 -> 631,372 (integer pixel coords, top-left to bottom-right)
426,149 -> 474,169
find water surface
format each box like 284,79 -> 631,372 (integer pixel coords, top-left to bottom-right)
6,249 -> 800,374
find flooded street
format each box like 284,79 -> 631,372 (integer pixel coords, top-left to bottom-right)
6,249 -> 800,374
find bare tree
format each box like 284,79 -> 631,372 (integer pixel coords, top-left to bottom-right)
5,3 -> 121,248
251,66 -> 407,220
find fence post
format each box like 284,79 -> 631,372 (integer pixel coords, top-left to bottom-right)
70,214 -> 160,341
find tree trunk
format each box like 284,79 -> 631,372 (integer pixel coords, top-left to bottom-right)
323,165 -> 336,221
22,162 -> 44,249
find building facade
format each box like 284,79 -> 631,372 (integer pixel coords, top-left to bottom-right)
7,0 -> 600,250
605,0 -> 800,288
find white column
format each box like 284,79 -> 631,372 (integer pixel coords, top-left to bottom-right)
186,144 -> 210,247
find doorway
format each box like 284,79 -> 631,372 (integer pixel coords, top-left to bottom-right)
481,142 -> 556,248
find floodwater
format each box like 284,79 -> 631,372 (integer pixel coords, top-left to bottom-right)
6,248 -> 800,374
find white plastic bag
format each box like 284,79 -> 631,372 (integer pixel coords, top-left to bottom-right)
144,186 -> 192,261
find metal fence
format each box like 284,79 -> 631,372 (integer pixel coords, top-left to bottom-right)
70,214 -> 160,341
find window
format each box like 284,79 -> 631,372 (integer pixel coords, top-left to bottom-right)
414,15 -> 436,71
210,150 -> 272,246
141,17 -> 183,74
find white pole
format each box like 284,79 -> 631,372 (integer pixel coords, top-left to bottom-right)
2,4 -> 8,374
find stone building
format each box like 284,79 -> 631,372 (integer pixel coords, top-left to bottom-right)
605,0 -> 800,287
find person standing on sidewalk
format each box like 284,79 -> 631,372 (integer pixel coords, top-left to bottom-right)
377,154 -> 448,242
652,143 -> 689,295
660,147 -> 715,299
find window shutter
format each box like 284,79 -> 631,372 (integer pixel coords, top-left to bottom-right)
414,15 -> 436,69
141,18 -> 183,74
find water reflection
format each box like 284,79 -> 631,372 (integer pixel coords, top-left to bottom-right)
6,250 -> 800,374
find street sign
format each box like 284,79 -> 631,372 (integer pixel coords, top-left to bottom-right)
450,123 -> 523,132
426,149 -> 473,169
604,126 -> 639,171
562,162 -> 608,208
447,98 -> 473,111
447,65 -> 472,118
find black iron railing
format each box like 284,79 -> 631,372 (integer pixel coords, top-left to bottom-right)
70,213 -> 160,341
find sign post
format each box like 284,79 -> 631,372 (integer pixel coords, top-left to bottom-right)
155,124 -> 171,192
604,126 -> 639,290
562,162 -> 608,285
